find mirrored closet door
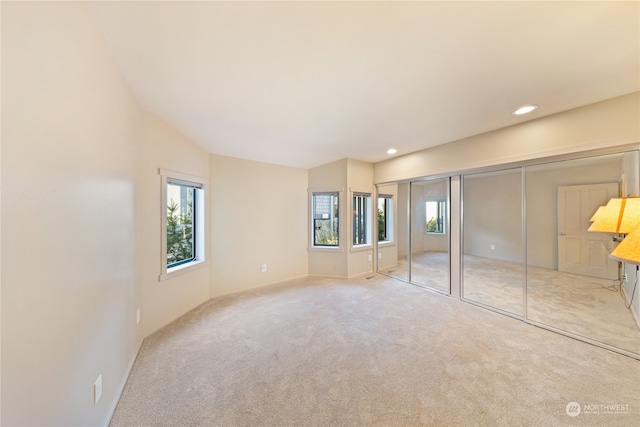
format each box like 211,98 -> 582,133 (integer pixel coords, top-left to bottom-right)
377,183 -> 409,282
525,151 -> 640,356
410,179 -> 450,293
462,169 -> 524,316
377,148 -> 640,358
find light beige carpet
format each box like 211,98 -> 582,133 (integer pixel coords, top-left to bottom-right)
527,264 -> 640,355
111,275 -> 640,426
385,252 -> 640,355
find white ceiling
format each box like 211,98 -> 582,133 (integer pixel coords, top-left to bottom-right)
86,1 -> 639,169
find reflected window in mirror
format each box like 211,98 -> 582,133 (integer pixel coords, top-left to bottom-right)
426,200 -> 446,234
378,195 -> 393,242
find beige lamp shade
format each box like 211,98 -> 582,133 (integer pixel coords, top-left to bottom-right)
610,226 -> 640,265
588,197 -> 640,234
589,206 -> 605,222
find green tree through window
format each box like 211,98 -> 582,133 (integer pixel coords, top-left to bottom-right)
426,200 -> 445,233
167,183 -> 195,266
378,196 -> 391,241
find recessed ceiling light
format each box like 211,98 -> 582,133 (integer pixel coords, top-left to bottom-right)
512,105 -> 538,115
387,148 -> 397,155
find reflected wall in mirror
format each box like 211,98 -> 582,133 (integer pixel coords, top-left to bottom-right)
525,151 -> 640,356
462,169 -> 524,315
410,179 -> 450,293
377,183 -> 410,281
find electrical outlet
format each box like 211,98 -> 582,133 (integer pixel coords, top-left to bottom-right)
261,264 -> 267,273
368,254 -> 372,262
94,375 -> 103,405
136,308 -> 140,325
622,273 -> 628,282
490,244 -> 496,250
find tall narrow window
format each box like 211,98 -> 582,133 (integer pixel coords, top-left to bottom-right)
426,200 -> 445,234
313,193 -> 339,246
378,195 -> 393,242
167,181 -> 196,267
353,193 -> 371,246
160,169 -> 207,280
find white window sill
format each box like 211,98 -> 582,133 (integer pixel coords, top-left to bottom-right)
159,259 -> 209,282
378,241 -> 396,248
308,246 -> 344,253
351,244 -> 373,253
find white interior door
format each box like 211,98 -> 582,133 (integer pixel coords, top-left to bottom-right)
557,183 -> 619,279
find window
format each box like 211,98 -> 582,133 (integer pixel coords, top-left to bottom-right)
353,193 -> 371,246
160,169 -> 207,280
167,181 -> 196,267
377,195 -> 393,242
426,200 -> 445,234
313,193 -> 339,246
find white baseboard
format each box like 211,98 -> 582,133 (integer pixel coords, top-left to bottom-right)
104,338 -> 144,427
347,271 -> 376,279
307,273 -> 348,279
209,274 -> 310,299
378,262 -> 399,271
622,285 -> 640,330
632,304 -> 640,330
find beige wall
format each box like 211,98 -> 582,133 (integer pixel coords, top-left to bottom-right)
309,158 -> 348,190
397,183 -> 410,258
525,157 -> 623,269
376,183 -> 399,270
1,2 -> 211,425
449,176 -> 462,298
347,159 -> 374,277
308,159 -> 375,278
462,169 -> 523,263
1,4 -> 3,419
209,155 -> 308,297
138,114 -> 211,336
308,159 -> 349,277
374,92 -> 640,184
1,2 -> 141,425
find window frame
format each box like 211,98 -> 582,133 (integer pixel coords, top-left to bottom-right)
166,180 -> 197,268
377,195 -> 394,243
309,190 -> 343,250
352,192 -> 372,248
159,169 -> 209,281
426,199 -> 446,234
